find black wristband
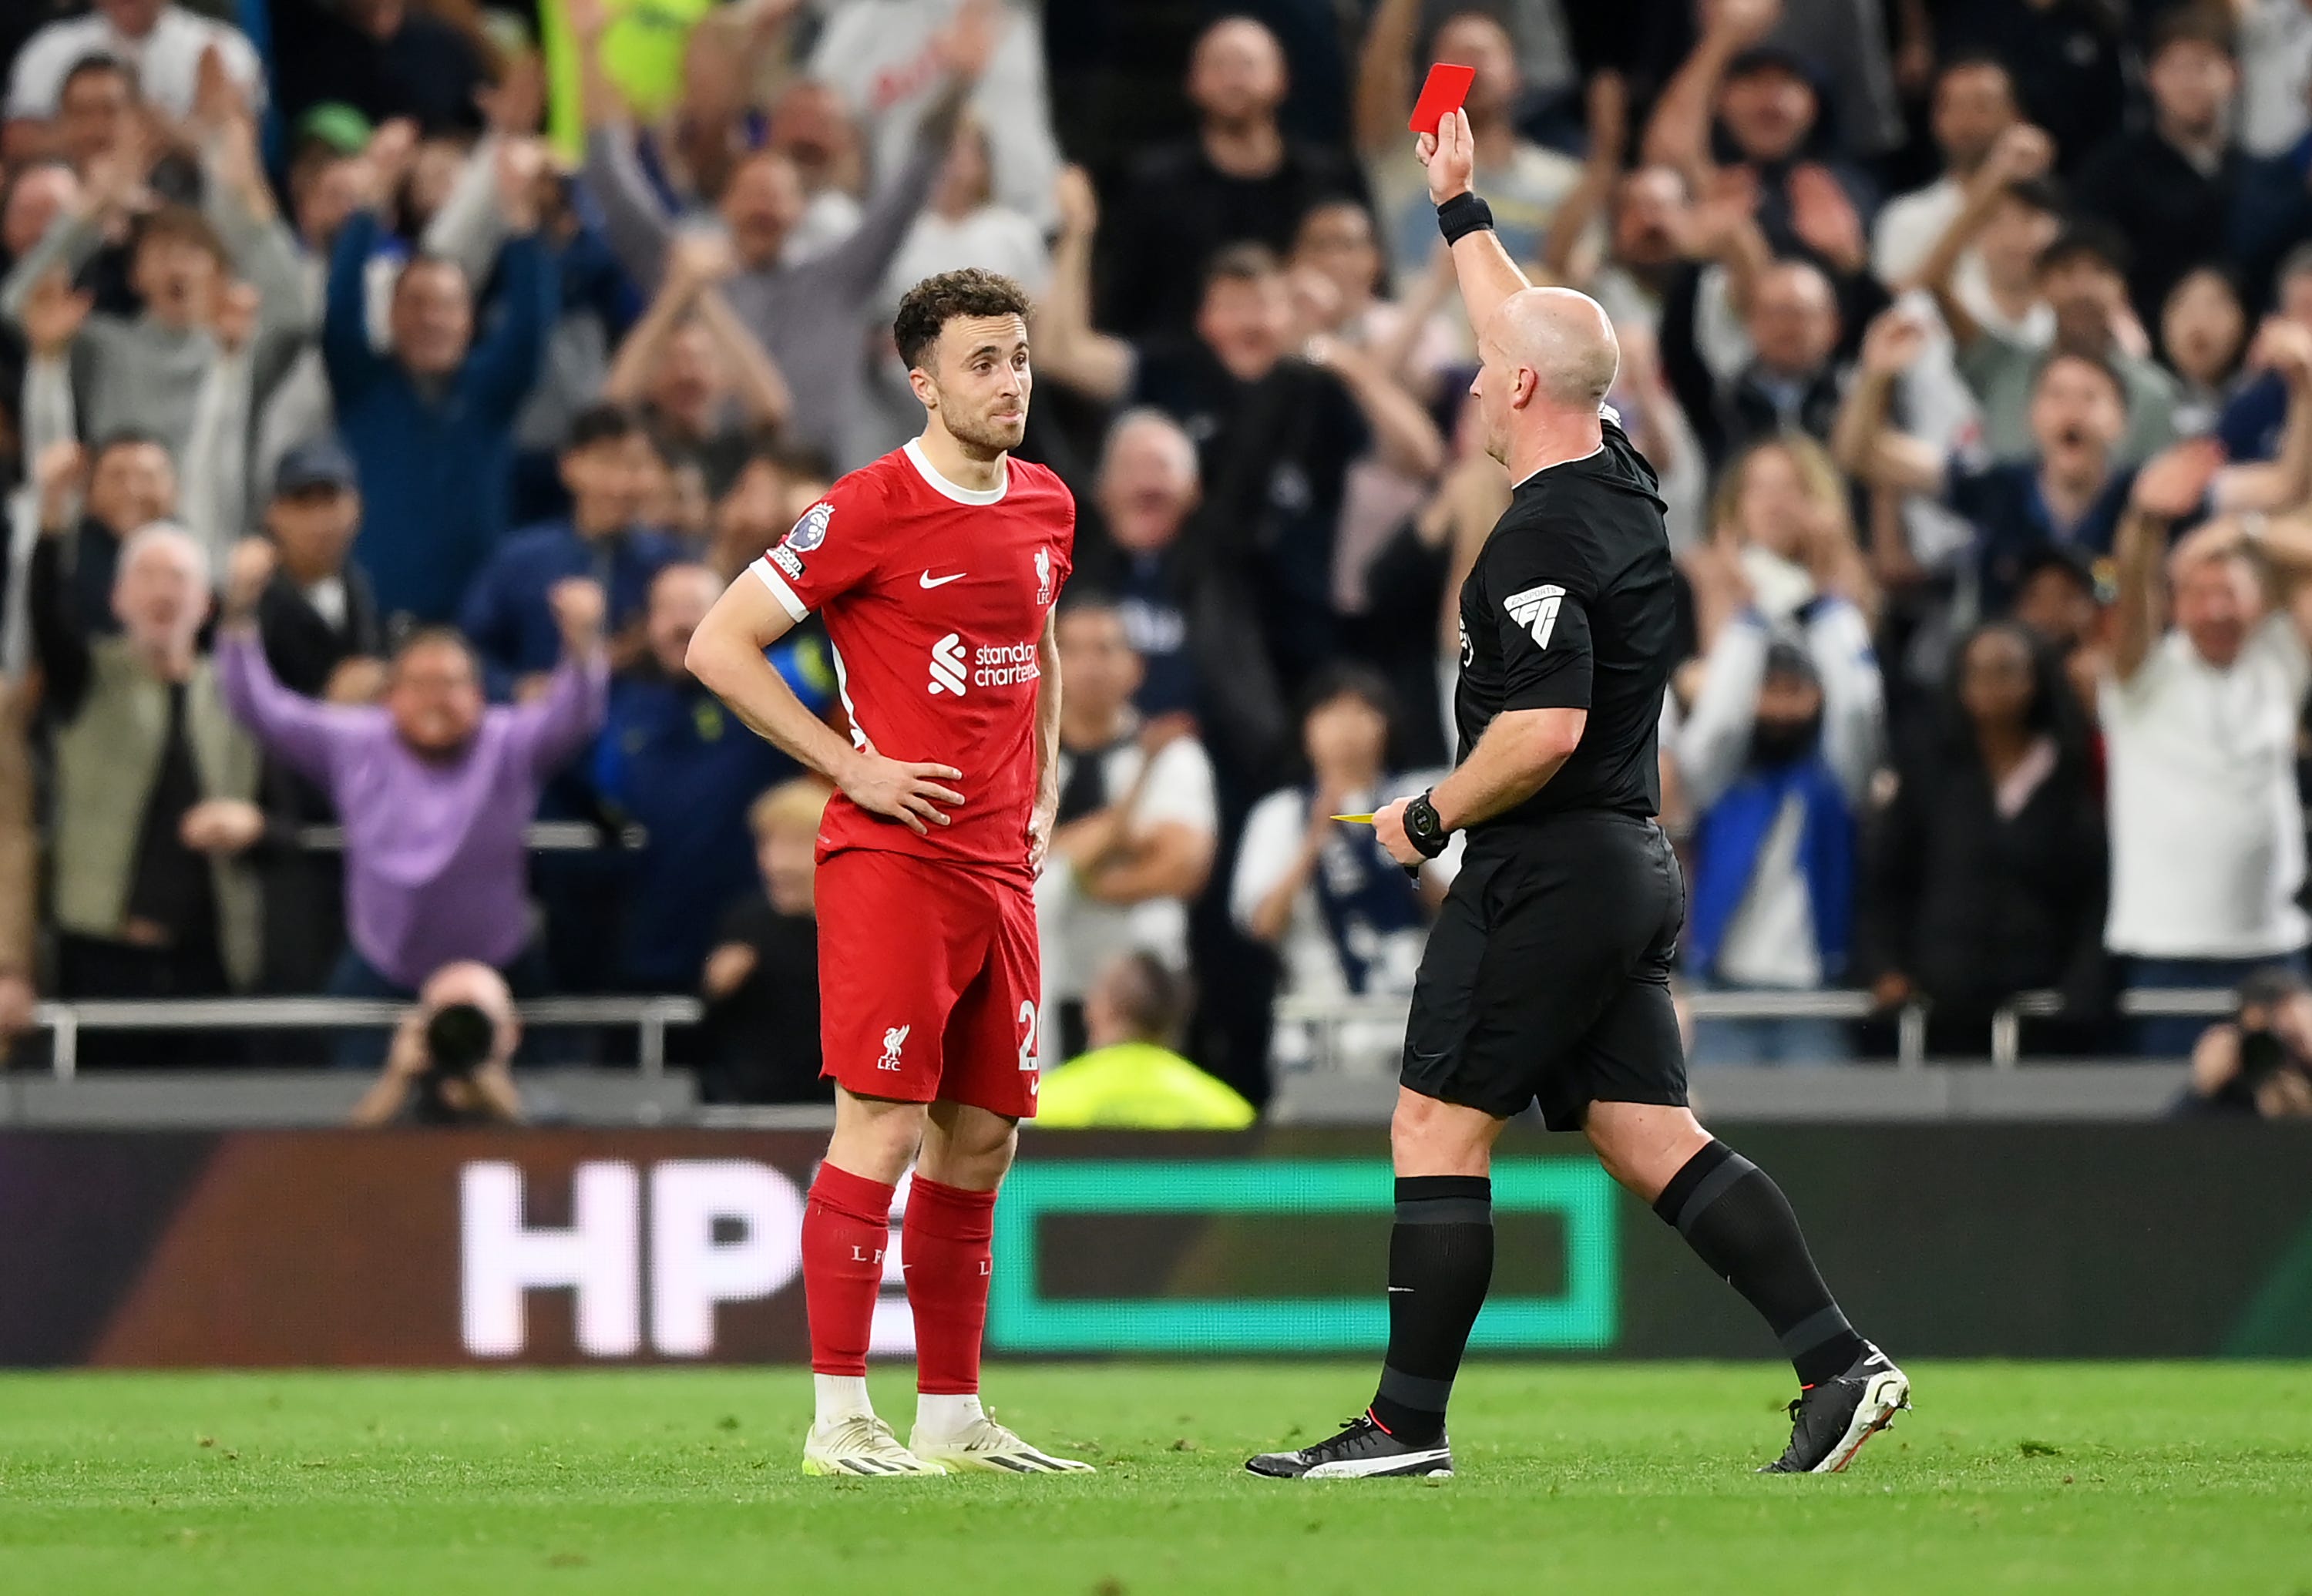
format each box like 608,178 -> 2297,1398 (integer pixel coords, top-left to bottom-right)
1403,791 -> 1450,859
1437,192 -> 1494,247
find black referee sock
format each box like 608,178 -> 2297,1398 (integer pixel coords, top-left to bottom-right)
1653,1141 -> 1866,1387
1368,1175 -> 1494,1446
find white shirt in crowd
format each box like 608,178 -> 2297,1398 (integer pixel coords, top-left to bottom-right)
1673,600 -> 1885,990
809,0 -> 1060,229
1036,732 -> 1219,1009
5,4 -> 265,122
2239,0 -> 2312,158
2102,616 -> 2312,959
1230,777 -> 1460,1001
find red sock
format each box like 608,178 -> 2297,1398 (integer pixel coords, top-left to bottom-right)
902,1176 -> 998,1396
802,1164 -> 896,1377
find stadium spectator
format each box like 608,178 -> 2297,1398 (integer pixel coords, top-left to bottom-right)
1075,408 -> 1200,722
459,402 -> 679,697
0,160 -> 78,278
764,78 -> 867,263
1037,950 -> 1256,1129
1676,256 -> 1850,471
250,438 -> 382,702
1534,76 -> 1686,330
601,234 -> 793,500
1232,665 -> 1453,1074
576,0 -> 996,470
48,55 -> 133,180
1039,215 -> 1443,734
2010,545 -> 2110,714
596,561 -> 826,991
34,521 -> 266,1039
1916,128 -> 2180,466
1836,311 -> 2139,616
1641,0 -> 1873,271
1284,196 -> 1460,603
247,436 -> 383,993
1037,593 -> 1219,1061
2073,8 -> 2244,340
2173,966 -> 2312,1117
324,137 -> 555,626
24,425 -> 178,639
1682,436 -> 1877,654
1099,14 -> 1365,337
1931,0 -> 2128,173
3,2 -> 264,163
2164,267 -> 2252,438
2239,0 -> 2312,160
1839,308 -> 2312,614
697,774 -> 833,1105
2,96 -> 310,486
270,0 -> 492,139
348,960 -> 525,1127
1673,610 -> 1884,1067
1357,0 -> 1580,288
2102,442 -> 2312,1054
808,0 -> 1059,233
214,542 -> 607,1058
1863,621 -> 2108,1053
703,441 -> 827,583
1871,54 -> 2020,304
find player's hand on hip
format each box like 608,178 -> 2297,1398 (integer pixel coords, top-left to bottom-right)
1419,109 -> 1475,206
842,740 -> 963,835
1373,797 -> 1424,868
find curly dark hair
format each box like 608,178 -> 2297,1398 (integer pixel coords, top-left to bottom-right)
892,267 -> 1033,371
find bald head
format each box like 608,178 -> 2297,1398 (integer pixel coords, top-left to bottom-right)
1486,287 -> 1620,409
113,521 -> 210,653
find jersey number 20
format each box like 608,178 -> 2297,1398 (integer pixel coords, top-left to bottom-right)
1017,1000 -> 1040,1072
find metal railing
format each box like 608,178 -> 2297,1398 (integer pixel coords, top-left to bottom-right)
290,821 -> 646,852
9,986 -> 2244,1086
1275,986 -> 2242,1070
22,996 -> 704,1080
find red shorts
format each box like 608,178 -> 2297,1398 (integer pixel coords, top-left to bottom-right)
815,848 -> 1042,1120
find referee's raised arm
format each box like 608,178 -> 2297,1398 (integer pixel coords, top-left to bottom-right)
1419,109 -> 1532,337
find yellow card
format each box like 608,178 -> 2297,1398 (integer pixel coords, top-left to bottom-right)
1330,813 -> 1376,824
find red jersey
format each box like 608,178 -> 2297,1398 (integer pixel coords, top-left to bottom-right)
751,439 -> 1074,875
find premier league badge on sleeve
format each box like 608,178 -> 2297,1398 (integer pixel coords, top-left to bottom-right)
788,501 -> 834,552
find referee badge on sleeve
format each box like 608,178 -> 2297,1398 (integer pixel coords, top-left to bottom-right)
1505,583 -> 1567,650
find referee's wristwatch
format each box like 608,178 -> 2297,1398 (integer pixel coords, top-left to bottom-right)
1401,791 -> 1451,860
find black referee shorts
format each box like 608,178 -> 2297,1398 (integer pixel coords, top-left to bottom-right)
1401,811 -> 1688,1130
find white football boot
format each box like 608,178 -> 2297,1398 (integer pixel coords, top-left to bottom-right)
801,1413 -> 949,1477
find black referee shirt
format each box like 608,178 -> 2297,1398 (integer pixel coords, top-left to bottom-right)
1450,414 -> 1677,838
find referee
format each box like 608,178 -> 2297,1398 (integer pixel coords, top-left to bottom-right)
1247,111 -> 1910,1481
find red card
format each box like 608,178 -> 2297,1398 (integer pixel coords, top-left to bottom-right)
1409,62 -> 1476,136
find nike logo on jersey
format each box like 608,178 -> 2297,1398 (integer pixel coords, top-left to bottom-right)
919,570 -> 966,588
1504,583 -> 1566,650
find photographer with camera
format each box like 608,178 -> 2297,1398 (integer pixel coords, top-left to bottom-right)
2173,967 -> 2312,1120
348,960 -> 524,1127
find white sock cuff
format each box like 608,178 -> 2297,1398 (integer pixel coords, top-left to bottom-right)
915,1392 -> 985,1437
814,1374 -> 875,1425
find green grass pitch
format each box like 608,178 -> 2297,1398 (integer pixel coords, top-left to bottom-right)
2,1363 -> 2308,1594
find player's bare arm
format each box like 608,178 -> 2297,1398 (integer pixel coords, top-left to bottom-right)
1029,607 -> 1061,875
1372,707 -> 1586,866
685,575 -> 965,835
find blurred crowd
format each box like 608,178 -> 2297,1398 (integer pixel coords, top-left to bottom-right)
9,0 -> 2312,1111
